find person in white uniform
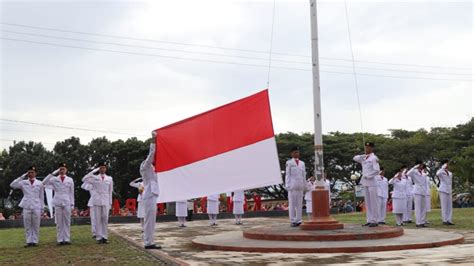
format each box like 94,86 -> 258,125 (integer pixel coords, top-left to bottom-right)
353,142 -> 380,227
402,170 -> 414,224
80,182 -> 96,238
423,169 -> 432,224
407,162 -> 430,228
175,200 -> 188,227
10,166 -> 44,247
139,130 -> 161,249
304,176 -> 316,219
82,162 -> 113,244
376,167 -> 389,224
389,166 -> 407,226
232,190 -> 245,225
207,194 -> 220,226
285,146 -> 306,227
437,159 -> 454,225
129,177 -> 145,230
43,163 -> 74,245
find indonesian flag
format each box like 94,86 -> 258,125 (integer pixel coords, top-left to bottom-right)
154,89 -> 281,203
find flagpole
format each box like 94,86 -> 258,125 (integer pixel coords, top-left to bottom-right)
300,0 -> 344,230
310,0 -> 324,185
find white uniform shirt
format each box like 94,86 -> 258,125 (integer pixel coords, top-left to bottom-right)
304,181 -> 316,201
388,177 -> 407,199
407,167 -> 429,196
285,158 -> 306,191
80,182 -> 94,207
129,180 -> 144,202
140,144 -> 160,200
10,177 -> 44,210
232,190 -> 245,202
437,168 -> 452,194
353,153 -> 380,187
207,194 -> 220,201
376,175 -> 389,199
43,174 -> 74,207
403,175 -> 414,197
82,174 -> 113,206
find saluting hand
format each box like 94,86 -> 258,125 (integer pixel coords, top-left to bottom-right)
21,172 -> 28,179
52,168 -> 60,175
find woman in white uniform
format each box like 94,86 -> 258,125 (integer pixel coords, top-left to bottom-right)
207,194 -> 220,226
232,190 -> 245,225
129,178 -> 145,230
389,167 -> 407,226
175,200 -> 188,227
304,176 -> 316,219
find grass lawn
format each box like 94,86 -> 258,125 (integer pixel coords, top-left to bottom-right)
0,225 -> 157,265
332,208 -> 474,230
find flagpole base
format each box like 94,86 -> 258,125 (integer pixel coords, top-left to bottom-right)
301,187 -> 344,230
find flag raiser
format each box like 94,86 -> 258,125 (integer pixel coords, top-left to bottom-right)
154,89 -> 282,203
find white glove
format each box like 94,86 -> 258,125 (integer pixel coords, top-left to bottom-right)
52,168 -> 60,175
88,167 -> 100,176
21,172 -> 28,178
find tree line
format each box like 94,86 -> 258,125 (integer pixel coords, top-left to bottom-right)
1,119 -> 472,210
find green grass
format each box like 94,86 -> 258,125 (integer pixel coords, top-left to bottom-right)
0,225 -> 157,265
332,208 -> 474,230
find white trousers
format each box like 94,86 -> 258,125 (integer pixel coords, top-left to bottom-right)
414,194 -> 427,225
395,213 -> 404,225
208,214 -> 218,225
142,196 -> 157,246
288,190 -> 303,224
89,207 -> 96,236
93,206 -> 109,240
377,197 -> 387,223
404,196 -> 413,221
23,208 -> 41,244
439,192 -> 453,223
55,205 -> 71,242
363,186 -> 379,224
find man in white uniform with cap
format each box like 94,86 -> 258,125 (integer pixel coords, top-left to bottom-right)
353,142 -> 380,227
285,146 -> 306,227
175,200 -> 188,227
82,161 -> 113,244
407,161 -> 429,228
10,166 -> 44,247
43,163 -> 74,245
139,130 -> 161,249
437,159 -> 454,225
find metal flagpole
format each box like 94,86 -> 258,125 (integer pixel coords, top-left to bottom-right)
310,0 -> 324,186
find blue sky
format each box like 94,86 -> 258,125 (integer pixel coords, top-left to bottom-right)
1,0 -> 472,150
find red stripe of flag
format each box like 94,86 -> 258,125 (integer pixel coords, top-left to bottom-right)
154,89 -> 274,172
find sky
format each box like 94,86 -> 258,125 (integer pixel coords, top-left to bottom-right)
0,0 -> 472,150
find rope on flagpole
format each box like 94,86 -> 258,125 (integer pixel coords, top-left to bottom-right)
344,0 -> 366,147
266,0 -> 277,88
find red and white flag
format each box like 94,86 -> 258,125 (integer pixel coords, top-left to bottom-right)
154,89 -> 281,203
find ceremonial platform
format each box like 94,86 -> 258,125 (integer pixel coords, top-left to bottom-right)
192,190 -> 464,253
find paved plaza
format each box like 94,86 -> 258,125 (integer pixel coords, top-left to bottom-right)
109,217 -> 474,265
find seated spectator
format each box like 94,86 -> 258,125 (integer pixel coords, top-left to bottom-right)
41,211 -> 49,219
0,212 -> 5,220
120,207 -> 130,217
72,207 -> 79,217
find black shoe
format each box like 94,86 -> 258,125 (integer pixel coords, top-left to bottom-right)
378,222 -> 386,225
64,242 -> 71,245
24,243 -> 32,248
423,223 -> 429,227
368,223 -> 378,227
406,220 -> 413,224
57,242 -> 64,246
290,223 -> 298,227
144,244 -> 162,249
447,222 -> 455,225
179,224 -> 186,227
296,222 -> 302,226
416,224 -> 427,228
92,235 -> 96,239
31,243 -> 37,247
362,223 -> 370,226
102,239 -> 109,244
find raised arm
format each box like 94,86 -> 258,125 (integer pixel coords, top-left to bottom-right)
82,168 -> 99,183
140,131 -> 157,174
10,173 -> 27,189
353,154 -> 364,164
43,168 -> 59,186
129,178 -> 142,188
